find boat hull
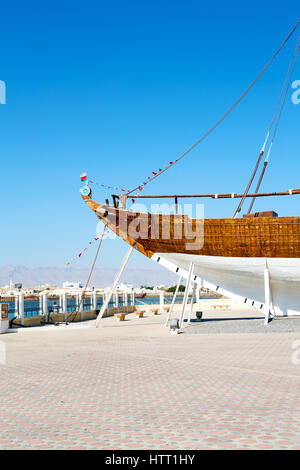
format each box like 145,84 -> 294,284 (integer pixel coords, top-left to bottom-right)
152,252 -> 300,316
82,199 -> 300,259
82,197 -> 300,315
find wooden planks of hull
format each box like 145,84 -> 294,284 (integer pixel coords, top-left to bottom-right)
83,199 -> 300,259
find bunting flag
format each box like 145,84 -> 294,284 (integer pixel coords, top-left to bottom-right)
83,156 -> 180,197
88,178 -> 129,193
128,159 -> 178,192
66,236 -> 102,266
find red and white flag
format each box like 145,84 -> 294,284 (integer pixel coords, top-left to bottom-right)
80,172 -> 87,181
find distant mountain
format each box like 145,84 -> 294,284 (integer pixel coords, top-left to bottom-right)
0,264 -> 178,288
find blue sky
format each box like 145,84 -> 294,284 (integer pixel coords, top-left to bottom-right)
0,1 -> 299,270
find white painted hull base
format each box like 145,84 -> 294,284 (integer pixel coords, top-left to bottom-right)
152,253 -> 300,316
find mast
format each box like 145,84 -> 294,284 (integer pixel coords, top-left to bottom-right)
234,34 -> 300,217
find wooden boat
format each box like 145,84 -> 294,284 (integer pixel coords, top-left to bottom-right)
81,193 -> 300,317
81,21 -> 300,318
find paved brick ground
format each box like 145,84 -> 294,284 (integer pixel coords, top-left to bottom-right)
0,309 -> 300,449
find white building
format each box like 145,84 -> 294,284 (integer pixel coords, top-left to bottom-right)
62,281 -> 83,290
115,283 -> 133,293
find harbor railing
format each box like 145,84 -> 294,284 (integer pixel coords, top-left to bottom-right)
0,290 -> 204,324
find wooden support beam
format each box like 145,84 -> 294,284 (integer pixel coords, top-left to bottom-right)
175,196 -> 178,214
123,188 -> 300,200
112,195 -> 119,208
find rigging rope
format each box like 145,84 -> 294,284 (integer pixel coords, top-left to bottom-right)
66,225 -> 107,324
126,17 -> 300,196
234,35 -> 300,217
247,37 -> 300,214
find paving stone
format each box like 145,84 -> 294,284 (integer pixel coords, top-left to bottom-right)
0,313 -> 299,449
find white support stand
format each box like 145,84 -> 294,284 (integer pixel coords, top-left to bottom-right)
59,295 -> 63,314
264,267 -> 273,325
179,262 -> 194,328
92,291 -> 97,311
19,294 -> 24,326
165,275 -> 182,326
39,294 -> 43,317
96,246 -> 134,328
131,291 -> 135,308
187,283 -> 196,325
196,280 -> 201,311
101,293 -> 106,315
42,293 -> 48,322
78,294 -> 83,321
62,294 -> 67,322
14,295 -> 19,318
123,292 -> 128,312
114,292 -> 119,310
159,292 -> 164,314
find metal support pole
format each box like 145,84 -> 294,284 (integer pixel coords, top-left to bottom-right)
102,293 -> 106,315
264,267 -> 273,325
96,246 -> 134,327
59,295 -> 63,314
42,293 -> 48,323
159,291 -> 164,314
175,196 -> 178,214
123,292 -> 128,312
195,286 -> 200,310
165,275 -> 182,326
92,291 -> 97,311
179,262 -> 194,328
39,294 -> 43,316
62,294 -> 67,322
19,294 -> 24,326
78,294 -> 83,321
14,295 -> 19,319
196,280 -> 201,311
187,283 -> 196,325
114,292 -> 119,310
